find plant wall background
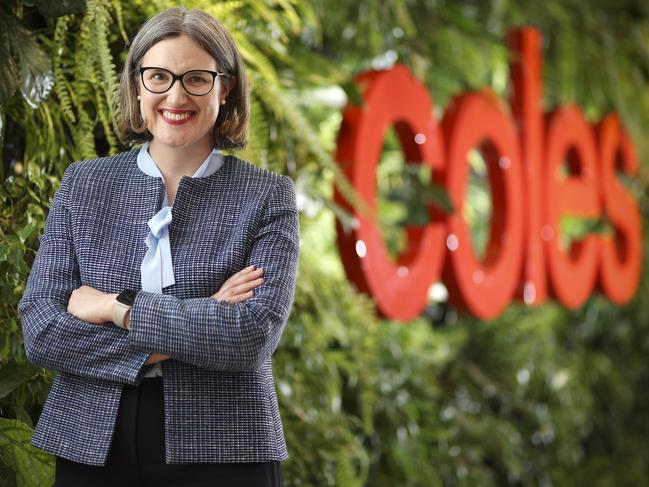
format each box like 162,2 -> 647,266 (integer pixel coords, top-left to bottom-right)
1,0 -> 649,486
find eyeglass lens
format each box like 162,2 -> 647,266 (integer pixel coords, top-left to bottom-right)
142,68 -> 215,96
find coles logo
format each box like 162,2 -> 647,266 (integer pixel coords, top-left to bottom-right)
334,27 -> 642,320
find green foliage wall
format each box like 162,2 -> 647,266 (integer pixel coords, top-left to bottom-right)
2,1 -> 649,486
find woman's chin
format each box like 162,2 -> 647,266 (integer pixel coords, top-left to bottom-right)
151,135 -> 194,151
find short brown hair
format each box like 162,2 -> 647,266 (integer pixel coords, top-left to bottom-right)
115,8 -> 249,149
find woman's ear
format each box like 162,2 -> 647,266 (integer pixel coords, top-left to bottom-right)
221,76 -> 237,103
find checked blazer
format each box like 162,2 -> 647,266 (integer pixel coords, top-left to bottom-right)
18,149 -> 299,466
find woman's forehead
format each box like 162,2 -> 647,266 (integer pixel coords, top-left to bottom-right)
141,34 -> 217,71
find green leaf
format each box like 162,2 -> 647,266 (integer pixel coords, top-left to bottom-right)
420,182 -> 455,214
0,418 -> 54,487
16,223 -> 37,244
341,79 -> 364,108
560,215 -> 613,245
385,165 -> 455,226
0,8 -> 54,106
17,43 -> 53,109
0,362 -> 42,400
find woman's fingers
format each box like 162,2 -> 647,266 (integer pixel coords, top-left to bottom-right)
215,285 -> 259,303
230,277 -> 264,295
211,267 -> 264,302
235,267 -> 263,282
222,267 -> 262,287
219,265 -> 252,285
223,290 -> 254,304
220,269 -> 263,292
220,276 -> 264,299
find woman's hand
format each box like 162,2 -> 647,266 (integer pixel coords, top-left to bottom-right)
67,285 -> 116,324
211,265 -> 264,303
68,286 -> 170,365
145,353 -> 169,365
146,267 -> 264,367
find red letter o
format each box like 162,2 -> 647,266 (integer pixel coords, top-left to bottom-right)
442,90 -> 524,319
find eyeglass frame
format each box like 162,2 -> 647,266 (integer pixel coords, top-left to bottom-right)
139,66 -> 231,97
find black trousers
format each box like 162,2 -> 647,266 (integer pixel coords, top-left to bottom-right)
55,377 -> 282,487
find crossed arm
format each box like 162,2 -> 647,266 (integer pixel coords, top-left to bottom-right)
66,265 -> 266,365
18,165 -> 299,385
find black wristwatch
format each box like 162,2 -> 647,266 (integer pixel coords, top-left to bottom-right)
112,289 -> 138,329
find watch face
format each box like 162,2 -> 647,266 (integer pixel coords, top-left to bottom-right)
116,289 -> 138,306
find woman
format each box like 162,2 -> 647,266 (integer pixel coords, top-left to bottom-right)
18,7 -> 298,486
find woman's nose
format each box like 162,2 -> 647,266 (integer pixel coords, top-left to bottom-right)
166,79 -> 190,104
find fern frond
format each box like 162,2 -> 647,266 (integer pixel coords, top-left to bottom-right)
110,0 -> 129,43
231,31 -> 280,86
292,0 -> 320,38
237,94 -> 269,167
95,87 -> 118,153
73,6 -> 95,84
273,0 -> 303,34
93,0 -> 119,109
245,0 -> 290,43
52,16 -> 76,122
75,110 -> 97,160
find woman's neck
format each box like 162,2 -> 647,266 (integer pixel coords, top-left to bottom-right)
148,140 -> 213,181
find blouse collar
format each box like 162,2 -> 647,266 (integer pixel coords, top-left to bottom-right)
136,141 -> 225,182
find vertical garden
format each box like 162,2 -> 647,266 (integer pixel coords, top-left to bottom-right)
2,0 -> 649,485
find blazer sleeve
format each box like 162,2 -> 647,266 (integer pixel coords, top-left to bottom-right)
126,174 -> 300,372
18,163 -> 151,386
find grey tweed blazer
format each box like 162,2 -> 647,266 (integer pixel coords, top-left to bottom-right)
18,149 -> 299,466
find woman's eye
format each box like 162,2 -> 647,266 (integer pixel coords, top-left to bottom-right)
187,76 -> 208,85
145,70 -> 169,82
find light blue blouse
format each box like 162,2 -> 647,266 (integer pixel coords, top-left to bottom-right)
137,142 -> 224,293
136,142 -> 224,376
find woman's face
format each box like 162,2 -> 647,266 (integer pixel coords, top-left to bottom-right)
138,34 -> 230,154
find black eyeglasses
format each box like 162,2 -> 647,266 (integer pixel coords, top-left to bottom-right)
139,67 -> 231,96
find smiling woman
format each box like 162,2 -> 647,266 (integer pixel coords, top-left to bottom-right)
18,7 -> 298,487
134,34 -> 232,171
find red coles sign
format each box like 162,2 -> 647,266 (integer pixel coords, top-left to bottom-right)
334,27 -> 642,321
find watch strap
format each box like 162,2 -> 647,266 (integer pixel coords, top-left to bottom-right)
112,300 -> 131,329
